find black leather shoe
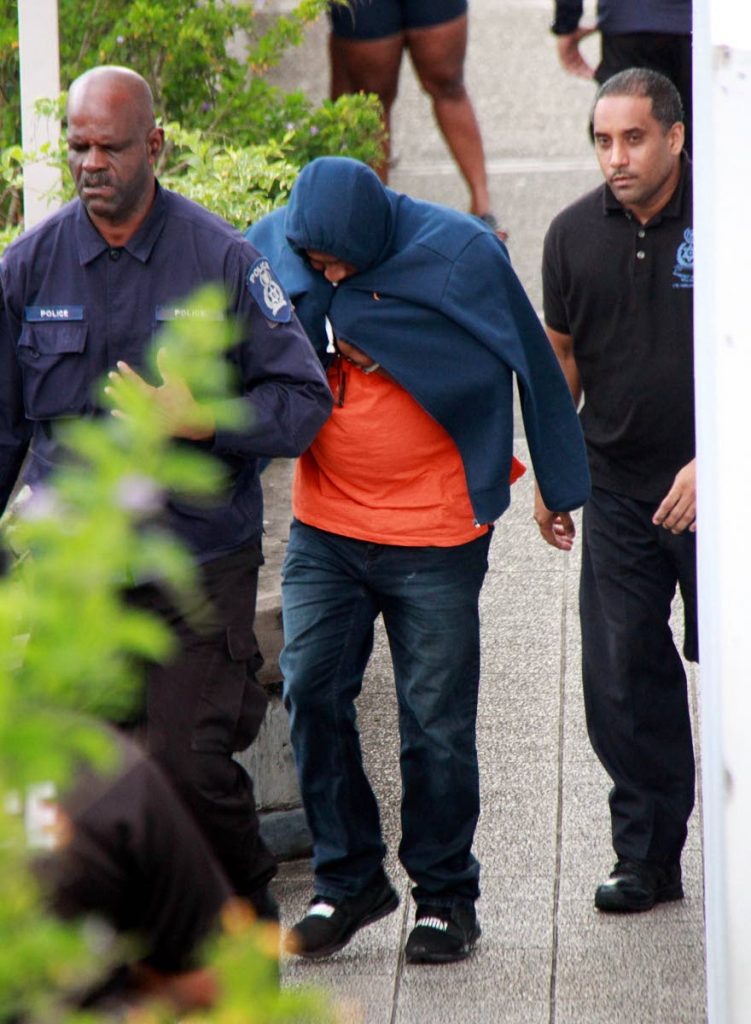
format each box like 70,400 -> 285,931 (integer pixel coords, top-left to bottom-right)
594,859 -> 683,913
405,902 -> 481,964
285,871 -> 399,959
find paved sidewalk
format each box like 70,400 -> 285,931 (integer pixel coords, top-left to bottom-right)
262,2 -> 707,1020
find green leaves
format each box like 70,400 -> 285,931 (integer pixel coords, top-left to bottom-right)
1,0 -> 382,249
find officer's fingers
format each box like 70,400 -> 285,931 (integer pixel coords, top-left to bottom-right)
114,360 -> 152,393
104,376 -> 130,408
156,347 -> 174,386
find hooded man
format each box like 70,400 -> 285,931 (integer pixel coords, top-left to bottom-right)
247,157 -> 590,963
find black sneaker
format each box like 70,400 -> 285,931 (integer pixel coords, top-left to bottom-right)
404,902 -> 481,964
594,858 -> 684,913
285,872 -> 399,959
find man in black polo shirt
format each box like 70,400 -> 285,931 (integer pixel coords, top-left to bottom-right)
536,68 -> 697,913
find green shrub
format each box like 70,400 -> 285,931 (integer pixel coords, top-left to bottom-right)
0,0 -> 384,244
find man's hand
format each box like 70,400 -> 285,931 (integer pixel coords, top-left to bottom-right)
534,485 -> 576,551
556,27 -> 597,79
652,459 -> 696,534
105,347 -> 216,441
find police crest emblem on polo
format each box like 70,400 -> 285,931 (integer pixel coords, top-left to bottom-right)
247,257 -> 292,323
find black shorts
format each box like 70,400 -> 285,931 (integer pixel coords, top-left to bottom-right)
330,0 -> 468,40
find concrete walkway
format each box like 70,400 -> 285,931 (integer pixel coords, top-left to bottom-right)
263,2 -> 707,1020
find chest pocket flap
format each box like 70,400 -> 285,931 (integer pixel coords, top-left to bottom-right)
17,322 -> 90,420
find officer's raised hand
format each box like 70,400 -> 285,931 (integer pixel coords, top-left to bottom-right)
105,347 -> 216,441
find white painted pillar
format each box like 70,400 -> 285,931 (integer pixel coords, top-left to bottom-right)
694,3 -> 751,1022
17,0 -> 62,229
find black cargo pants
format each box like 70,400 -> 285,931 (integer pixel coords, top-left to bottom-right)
126,541 -> 276,900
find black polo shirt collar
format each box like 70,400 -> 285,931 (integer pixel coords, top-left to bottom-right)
75,180 -> 168,266
602,151 -> 691,226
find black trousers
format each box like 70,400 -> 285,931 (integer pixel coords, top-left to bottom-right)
126,542 -> 277,900
596,32 -> 693,155
580,487 -> 698,866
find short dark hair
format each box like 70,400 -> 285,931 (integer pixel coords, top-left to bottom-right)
592,68 -> 684,133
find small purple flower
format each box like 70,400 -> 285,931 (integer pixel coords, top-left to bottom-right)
116,35 -> 125,45
201,101 -> 213,113
309,125 -> 319,136
116,475 -> 164,516
285,122 -> 295,132
16,485 -> 60,522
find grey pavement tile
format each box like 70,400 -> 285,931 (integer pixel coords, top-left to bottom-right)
553,941 -> 707,1024
555,897 -> 706,951
476,694 -> 561,748
479,659 -> 563,702
481,754 -> 561,795
476,872 -> 555,903
479,767 -> 562,824
397,989 -> 550,1024
560,779 -> 613,829
477,774 -> 561,839
557,842 -> 619,901
480,629 -> 559,665
397,991 -> 549,1024
475,824 -> 558,879
488,533 -> 571,576
400,944 -> 553,994
555,996 -> 707,1024
561,703 -> 594,754
474,894 -> 554,948
481,570 -> 567,618
562,749 -> 590,783
286,975 -> 395,1024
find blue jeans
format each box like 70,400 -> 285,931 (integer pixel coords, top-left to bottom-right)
280,520 -> 492,906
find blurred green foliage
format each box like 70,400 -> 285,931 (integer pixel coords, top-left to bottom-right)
0,286 -> 335,1022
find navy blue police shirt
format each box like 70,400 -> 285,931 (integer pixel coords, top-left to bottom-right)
0,184 -> 332,560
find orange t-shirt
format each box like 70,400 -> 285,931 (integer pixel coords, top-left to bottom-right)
293,358 -> 491,547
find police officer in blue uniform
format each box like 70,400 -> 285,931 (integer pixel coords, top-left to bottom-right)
0,66 -> 333,917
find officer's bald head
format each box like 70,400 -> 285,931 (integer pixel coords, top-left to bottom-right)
66,66 -> 164,243
67,66 -> 156,133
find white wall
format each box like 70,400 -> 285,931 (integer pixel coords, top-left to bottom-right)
694,3 -> 751,1021
17,0 -> 62,228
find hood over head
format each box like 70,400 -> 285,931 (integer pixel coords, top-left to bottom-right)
284,157 -> 395,271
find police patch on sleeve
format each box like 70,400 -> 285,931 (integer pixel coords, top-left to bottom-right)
246,258 -> 292,324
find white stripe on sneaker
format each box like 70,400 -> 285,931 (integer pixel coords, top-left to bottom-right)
416,917 -> 449,932
306,901 -> 336,919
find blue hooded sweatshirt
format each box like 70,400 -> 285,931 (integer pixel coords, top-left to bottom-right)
247,158 -> 590,524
